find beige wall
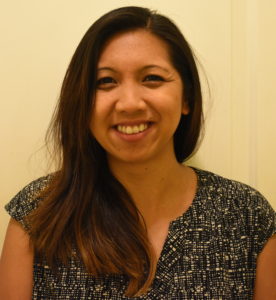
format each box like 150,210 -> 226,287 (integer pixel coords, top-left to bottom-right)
1,0 -> 275,250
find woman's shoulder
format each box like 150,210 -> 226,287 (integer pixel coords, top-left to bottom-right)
194,167 -> 271,209
193,167 -> 276,251
5,174 -> 54,230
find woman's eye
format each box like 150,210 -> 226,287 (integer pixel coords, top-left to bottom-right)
144,74 -> 164,82
96,77 -> 116,88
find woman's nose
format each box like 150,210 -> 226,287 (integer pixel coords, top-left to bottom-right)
115,83 -> 146,114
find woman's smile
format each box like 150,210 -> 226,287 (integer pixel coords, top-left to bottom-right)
116,123 -> 149,135
112,121 -> 154,143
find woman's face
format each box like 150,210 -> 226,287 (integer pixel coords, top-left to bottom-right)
90,29 -> 189,165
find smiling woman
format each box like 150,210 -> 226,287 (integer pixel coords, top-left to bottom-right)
0,6 -> 275,300
91,29 -> 188,165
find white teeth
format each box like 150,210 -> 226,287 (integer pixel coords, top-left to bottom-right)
117,123 -> 149,135
126,126 -> 132,134
139,124 -> 145,132
133,125 -> 139,133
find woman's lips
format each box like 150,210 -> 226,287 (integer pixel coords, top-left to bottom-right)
116,123 -> 149,135
112,122 -> 153,141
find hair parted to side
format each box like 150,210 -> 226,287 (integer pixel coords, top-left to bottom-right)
27,6 -> 203,296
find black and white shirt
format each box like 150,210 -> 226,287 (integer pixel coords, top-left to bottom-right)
5,168 -> 276,299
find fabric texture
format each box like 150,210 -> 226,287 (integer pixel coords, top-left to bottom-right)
5,168 -> 276,299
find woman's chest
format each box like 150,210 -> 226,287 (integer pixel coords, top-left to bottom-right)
32,229 -> 255,300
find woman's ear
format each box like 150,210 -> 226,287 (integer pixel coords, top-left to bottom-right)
182,100 -> 190,115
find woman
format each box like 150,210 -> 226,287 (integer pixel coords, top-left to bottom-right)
0,6 -> 275,299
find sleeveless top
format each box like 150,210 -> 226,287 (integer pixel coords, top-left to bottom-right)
5,168 -> 276,299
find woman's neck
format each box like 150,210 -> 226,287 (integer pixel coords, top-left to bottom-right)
108,153 -> 196,221
108,152 -> 197,261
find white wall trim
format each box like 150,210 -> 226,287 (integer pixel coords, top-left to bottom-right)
246,0 -> 259,188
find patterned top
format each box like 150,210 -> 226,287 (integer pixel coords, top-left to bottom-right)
5,168 -> 276,300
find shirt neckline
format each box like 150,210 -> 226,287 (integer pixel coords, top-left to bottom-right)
168,167 -> 205,230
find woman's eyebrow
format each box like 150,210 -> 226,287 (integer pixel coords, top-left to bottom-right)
97,67 -> 117,73
141,65 -> 171,73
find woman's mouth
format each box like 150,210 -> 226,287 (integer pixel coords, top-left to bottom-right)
116,123 -> 150,135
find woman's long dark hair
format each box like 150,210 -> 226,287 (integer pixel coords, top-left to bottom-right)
28,6 -> 203,296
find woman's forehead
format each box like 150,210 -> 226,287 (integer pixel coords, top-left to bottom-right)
97,29 -> 173,70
